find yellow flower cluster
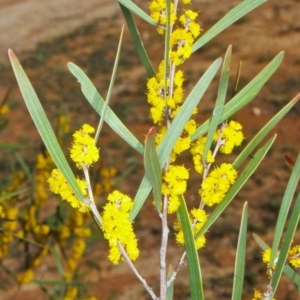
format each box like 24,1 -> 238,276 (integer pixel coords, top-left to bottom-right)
262,245 -> 300,277
170,10 -> 201,66
57,115 -> 71,145
149,1 -> 201,65
48,168 -> 90,212
70,124 -> 100,169
190,136 -> 215,174
147,61 -> 186,125
162,165 -> 189,213
101,190 -> 139,264
0,104 -> 9,115
34,152 -> 54,204
17,269 -> 35,284
0,171 -> 24,258
252,289 -> 276,300
147,61 -> 197,160
288,245 -> 300,268
1,119 -> 101,298
147,1 -> 202,221
24,205 -> 50,238
200,163 -> 237,206
174,208 -> 207,249
262,248 -> 279,278
149,0 -> 176,34
0,204 -> 19,258
63,286 -> 98,300
214,120 -> 244,154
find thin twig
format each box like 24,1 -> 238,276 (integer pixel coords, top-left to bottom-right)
82,165 -> 103,227
167,251 -> 187,287
159,194 -> 170,300
118,242 -> 158,300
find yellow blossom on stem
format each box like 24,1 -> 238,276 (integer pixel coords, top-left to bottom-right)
214,120 -> 244,154
262,248 -> 272,265
162,165 -> 189,213
101,190 -> 139,264
252,288 -> 276,300
200,163 -> 237,206
179,10 -> 201,37
288,245 -> 300,268
17,269 -> 34,284
0,104 -> 9,115
174,208 -> 207,249
169,28 -> 194,66
58,225 -> 71,241
48,168 -> 90,212
63,286 -> 78,300
33,224 -> 50,235
190,136 -> 215,174
72,239 -> 86,260
262,248 -> 277,277
70,124 -> 100,169
168,7 -> 201,66
149,0 -> 176,34
74,227 -> 91,238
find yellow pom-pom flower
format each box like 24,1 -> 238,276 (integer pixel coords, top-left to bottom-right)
174,208 -> 207,249
162,165 -> 189,213
200,163 -> 237,206
70,124 -> 100,169
262,248 -> 278,277
190,137 -> 215,174
214,120 -> 244,154
48,168 -> 90,212
101,190 -> 139,264
288,245 -> 300,268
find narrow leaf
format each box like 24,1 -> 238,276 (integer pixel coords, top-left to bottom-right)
130,176 -> 151,221
8,50 -> 86,203
196,135 -> 276,238
95,26 -> 124,141
120,4 -> 155,77
118,0 -> 157,26
68,63 -> 144,154
0,189 -> 26,202
231,202 -> 248,300
253,233 -> 269,251
253,234 -> 300,291
178,195 -> 204,300
270,154 -> 300,267
192,52 -> 284,141
15,153 -> 33,182
234,94 -> 300,169
144,127 -> 162,212
50,244 -> 65,277
157,58 -> 222,166
272,191 -> 300,293
283,265 -> 300,292
192,0 -> 267,52
202,45 -> 232,164
0,143 -> 23,150
130,58 -> 222,220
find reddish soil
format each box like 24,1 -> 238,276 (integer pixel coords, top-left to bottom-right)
0,0 -> 299,299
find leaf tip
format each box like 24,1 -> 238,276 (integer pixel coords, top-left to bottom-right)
146,126 -> 156,139
8,48 -> 15,60
292,93 -> 300,103
285,154 -> 295,168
